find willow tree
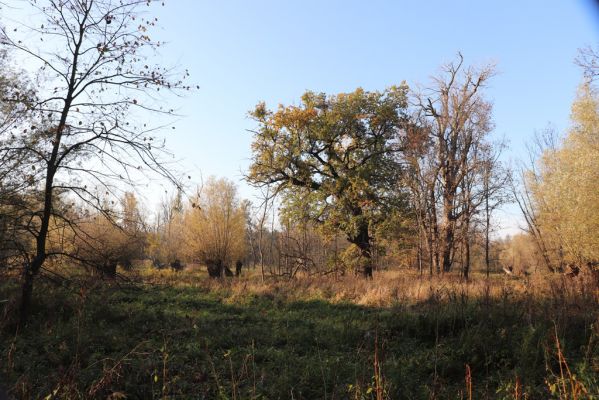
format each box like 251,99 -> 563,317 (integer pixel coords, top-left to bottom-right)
0,0 -> 192,325
184,177 -> 247,277
532,84 -> 599,265
247,86 -> 410,277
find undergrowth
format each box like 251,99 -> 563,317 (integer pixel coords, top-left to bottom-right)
0,268 -> 597,399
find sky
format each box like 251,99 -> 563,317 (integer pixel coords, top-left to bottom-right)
5,0 -> 599,234
148,0 -> 599,234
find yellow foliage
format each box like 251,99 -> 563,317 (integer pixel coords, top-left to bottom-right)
183,177 -> 246,266
534,84 -> 599,263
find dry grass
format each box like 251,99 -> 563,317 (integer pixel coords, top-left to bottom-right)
133,265 -> 598,311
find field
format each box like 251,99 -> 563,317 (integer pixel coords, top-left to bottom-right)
1,267 -> 598,399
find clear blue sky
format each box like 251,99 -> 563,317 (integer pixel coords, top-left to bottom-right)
148,0 -> 598,233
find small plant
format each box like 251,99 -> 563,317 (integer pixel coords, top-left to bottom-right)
544,325 -> 593,400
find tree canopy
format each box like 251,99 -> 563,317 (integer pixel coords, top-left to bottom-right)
247,86 -> 411,276
531,84 -> 599,264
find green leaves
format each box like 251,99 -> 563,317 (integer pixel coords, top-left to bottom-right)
248,87 -> 410,250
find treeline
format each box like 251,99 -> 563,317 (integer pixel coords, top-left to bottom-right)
1,0 -> 598,325
245,55 -> 512,279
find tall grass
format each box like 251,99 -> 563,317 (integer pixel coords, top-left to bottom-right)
1,266 -> 597,399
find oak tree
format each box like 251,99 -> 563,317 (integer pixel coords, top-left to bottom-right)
247,86 -> 410,277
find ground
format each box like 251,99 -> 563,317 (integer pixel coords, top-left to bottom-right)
0,267 -> 597,399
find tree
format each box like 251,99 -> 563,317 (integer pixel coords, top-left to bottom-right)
252,184 -> 274,282
576,45 -> 599,81
411,54 -> 496,274
529,85 -> 599,266
147,189 -> 185,267
0,0 -> 191,325
0,50 -> 39,270
247,86 -> 410,277
184,177 -> 247,278
513,126 -> 568,274
68,197 -> 145,278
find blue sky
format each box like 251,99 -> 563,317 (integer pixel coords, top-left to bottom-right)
4,0 -> 598,231
148,0 -> 598,233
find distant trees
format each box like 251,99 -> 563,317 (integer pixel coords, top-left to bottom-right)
247,87 -> 411,277
497,233 -> 539,274
71,194 -> 145,278
147,190 -> 186,268
0,0 -> 190,324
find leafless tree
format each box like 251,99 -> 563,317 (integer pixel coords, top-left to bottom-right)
576,45 -> 599,82
253,184 -> 275,282
410,54 -> 496,274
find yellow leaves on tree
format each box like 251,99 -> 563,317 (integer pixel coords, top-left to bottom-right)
184,177 -> 247,266
534,84 -> 599,263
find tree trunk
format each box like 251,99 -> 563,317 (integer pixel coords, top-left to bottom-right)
463,182 -> 472,280
441,222 -> 454,273
417,228 -> 423,276
485,176 -> 490,278
19,260 -> 38,326
19,165 -> 56,325
19,185 -> 53,326
464,231 -> 470,280
103,260 -> 118,279
350,223 -> 373,278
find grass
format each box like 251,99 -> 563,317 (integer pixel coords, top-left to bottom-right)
1,267 -> 598,399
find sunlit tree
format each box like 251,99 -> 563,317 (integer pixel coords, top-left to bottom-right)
247,87 -> 410,277
533,84 -> 599,265
184,177 -> 247,277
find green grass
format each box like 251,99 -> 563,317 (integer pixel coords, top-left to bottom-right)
1,271 -> 597,399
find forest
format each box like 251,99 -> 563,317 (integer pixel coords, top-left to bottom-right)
0,1 -> 598,399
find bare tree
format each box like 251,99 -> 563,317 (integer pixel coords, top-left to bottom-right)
0,0 -> 192,324
412,54 -> 496,274
254,185 -> 274,282
458,140 -> 509,279
403,123 -> 441,275
576,45 -> 599,81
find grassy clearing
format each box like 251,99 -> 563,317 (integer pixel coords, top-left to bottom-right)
1,267 -> 598,399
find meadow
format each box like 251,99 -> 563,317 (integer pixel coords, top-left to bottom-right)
1,267 -> 597,399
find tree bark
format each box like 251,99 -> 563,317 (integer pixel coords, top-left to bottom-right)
463,228 -> 471,280
485,169 -> 491,278
350,223 -> 373,278
441,222 -> 455,273
19,261 -> 36,326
